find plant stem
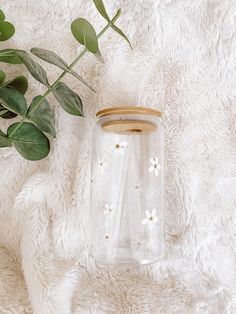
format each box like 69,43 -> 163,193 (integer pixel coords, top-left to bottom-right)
8,11 -> 120,138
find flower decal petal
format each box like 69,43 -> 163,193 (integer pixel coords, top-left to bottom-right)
149,157 -> 161,176
151,209 -> 157,217
104,203 -> 114,215
153,216 -> 159,223
142,218 -> 149,225
142,209 -> 159,229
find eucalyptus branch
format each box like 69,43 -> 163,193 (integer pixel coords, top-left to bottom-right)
8,11 -> 120,138
0,0 -> 131,160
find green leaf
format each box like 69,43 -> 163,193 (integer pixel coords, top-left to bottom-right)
0,49 -> 23,64
0,10 -> 5,21
94,50 -> 104,63
0,129 -> 12,147
3,75 -> 28,95
113,8 -> 121,20
0,86 -> 27,116
16,51 -> 50,87
71,18 -> 99,54
30,47 -> 68,71
111,23 -> 132,49
93,0 -> 110,21
27,96 -> 56,138
7,122 -> 50,161
0,21 -> 15,41
0,107 -> 8,116
52,82 -> 83,116
69,69 -> 96,92
0,76 -> 27,119
31,47 -> 95,91
0,105 -> 17,119
0,69 -> 5,84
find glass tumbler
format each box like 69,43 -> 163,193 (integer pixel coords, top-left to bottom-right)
90,107 -> 164,264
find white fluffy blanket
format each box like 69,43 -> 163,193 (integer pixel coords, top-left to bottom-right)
0,0 -> 236,313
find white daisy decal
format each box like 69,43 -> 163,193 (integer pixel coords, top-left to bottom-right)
149,157 -> 161,176
113,141 -> 128,155
142,209 -> 159,229
104,203 -> 114,215
98,158 -> 108,174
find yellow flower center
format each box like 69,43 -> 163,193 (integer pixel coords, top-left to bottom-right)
115,144 -> 120,149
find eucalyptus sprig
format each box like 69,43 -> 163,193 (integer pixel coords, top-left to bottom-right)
0,0 -> 131,160
0,9 -> 28,120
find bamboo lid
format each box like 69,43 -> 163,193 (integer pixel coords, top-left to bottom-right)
96,106 -> 162,118
102,119 -> 156,134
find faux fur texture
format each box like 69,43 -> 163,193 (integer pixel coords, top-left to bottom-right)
0,0 -> 236,313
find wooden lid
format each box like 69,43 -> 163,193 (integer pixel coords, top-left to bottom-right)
102,119 -> 157,134
96,106 -> 161,118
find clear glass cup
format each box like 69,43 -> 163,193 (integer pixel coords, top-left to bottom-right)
90,107 -> 164,264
